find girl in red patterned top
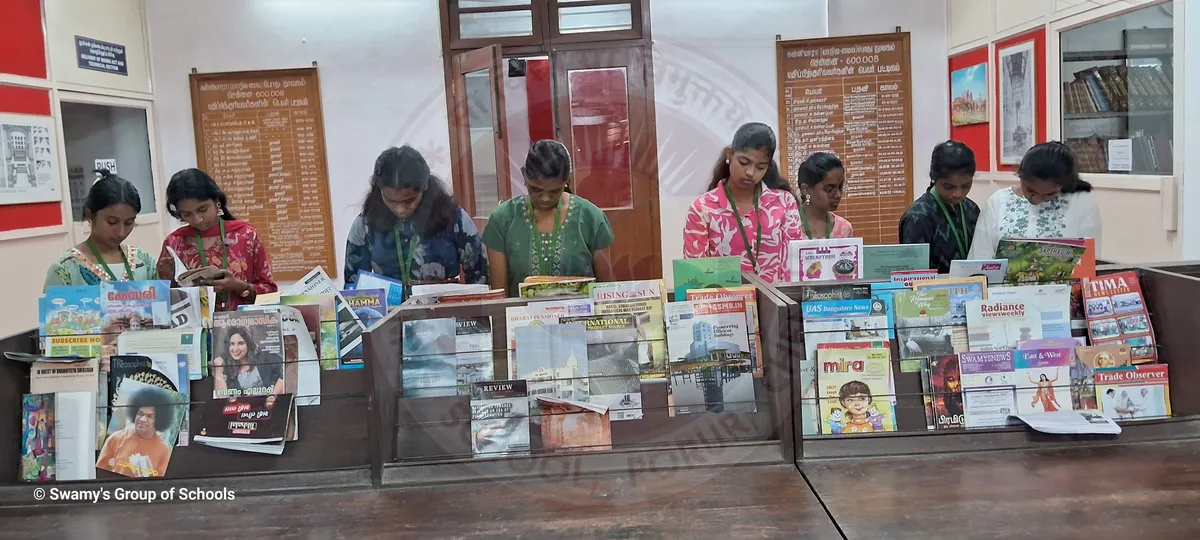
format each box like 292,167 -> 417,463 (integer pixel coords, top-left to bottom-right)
156,169 -> 277,311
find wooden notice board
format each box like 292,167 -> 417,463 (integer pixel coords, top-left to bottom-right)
189,67 -> 337,280
776,33 -> 914,245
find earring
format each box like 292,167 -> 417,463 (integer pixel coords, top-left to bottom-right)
803,193 -> 811,205
725,160 -> 730,165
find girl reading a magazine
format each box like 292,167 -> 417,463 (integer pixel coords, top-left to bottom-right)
968,142 -> 1102,259
682,122 -> 804,282
156,169 -> 278,311
482,140 -> 615,296
343,146 -> 488,295
898,141 -> 981,273
44,170 -> 158,287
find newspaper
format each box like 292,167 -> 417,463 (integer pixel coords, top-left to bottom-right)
1008,410 -> 1121,435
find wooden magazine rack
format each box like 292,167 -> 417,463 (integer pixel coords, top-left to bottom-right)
766,263 -> 1200,463
362,275 -> 795,487
0,330 -> 372,503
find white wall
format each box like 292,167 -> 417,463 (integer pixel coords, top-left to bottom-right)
650,0 -> 829,284
829,0 -> 950,198
1183,0 -> 1200,259
145,0 -> 450,285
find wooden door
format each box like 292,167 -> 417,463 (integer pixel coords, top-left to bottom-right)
551,45 -> 661,281
450,45 -> 511,231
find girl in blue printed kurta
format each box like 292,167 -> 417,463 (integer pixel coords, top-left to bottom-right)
344,146 -> 487,293
45,171 -> 157,288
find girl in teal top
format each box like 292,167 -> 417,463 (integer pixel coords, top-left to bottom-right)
482,140 -> 616,296
44,170 -> 157,288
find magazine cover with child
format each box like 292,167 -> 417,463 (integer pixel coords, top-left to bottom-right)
817,343 -> 895,434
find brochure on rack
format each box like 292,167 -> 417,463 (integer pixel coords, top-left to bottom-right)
1007,410 -> 1121,435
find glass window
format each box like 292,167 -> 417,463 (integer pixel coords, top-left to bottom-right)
459,10 -> 534,39
568,67 -> 632,210
1060,1 -> 1174,175
460,0 -> 530,7
465,69 -> 501,217
60,102 -> 155,220
559,3 -> 634,34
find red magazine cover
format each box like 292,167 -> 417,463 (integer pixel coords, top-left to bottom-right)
1082,271 -> 1157,363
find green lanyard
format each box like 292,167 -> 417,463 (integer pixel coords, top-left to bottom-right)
529,196 -> 563,276
393,225 -> 419,285
194,220 -> 231,307
193,220 -> 230,271
724,182 -> 763,272
799,207 -> 834,239
85,238 -> 133,281
932,190 -> 970,258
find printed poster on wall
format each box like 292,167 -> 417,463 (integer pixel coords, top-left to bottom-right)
950,62 -> 988,126
0,114 -> 60,206
999,40 -> 1036,165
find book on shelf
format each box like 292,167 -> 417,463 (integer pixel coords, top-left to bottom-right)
470,380 -> 531,458
193,394 -> 296,455
29,356 -> 104,451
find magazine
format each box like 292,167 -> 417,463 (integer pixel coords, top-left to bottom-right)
929,354 -> 964,430
949,259 -> 1008,285
193,394 -> 295,455
959,350 -> 1017,428
98,378 -> 186,478
99,280 -> 172,370
861,243 -> 930,280
240,305 -> 317,407
965,299 -> 1043,351
591,280 -> 669,379
401,318 -> 458,398
686,285 -> 762,376
912,276 -> 987,353
536,396 -> 612,453
470,380 -> 531,457
513,323 -> 590,418
40,286 -> 102,358
1096,364 -> 1171,421
987,285 -> 1072,339
109,351 -> 189,447
280,294 -> 338,370
668,363 -> 756,416
518,278 -> 594,298
894,289 -> 955,363
1071,344 -> 1131,410
996,238 -> 1085,284
210,310 -> 286,399
788,238 -> 865,282
288,267 -> 366,367
455,317 -> 495,394
1014,348 -> 1074,414
504,299 -> 594,376
1082,271 -> 1157,363
816,343 -> 895,434
672,256 -> 742,299
664,298 -> 752,368
354,270 -> 405,307
559,314 -> 644,421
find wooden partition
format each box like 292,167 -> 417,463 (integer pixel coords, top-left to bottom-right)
0,330 -> 372,504
362,276 -> 794,487
767,264 -> 1200,462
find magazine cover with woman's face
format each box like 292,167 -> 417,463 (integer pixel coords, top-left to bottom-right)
211,311 -> 285,399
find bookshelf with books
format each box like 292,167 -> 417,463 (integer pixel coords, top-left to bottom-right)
765,258 -> 1200,462
1059,5 -> 1174,175
361,272 -> 795,487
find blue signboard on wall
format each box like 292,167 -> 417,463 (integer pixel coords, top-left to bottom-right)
75,36 -> 128,76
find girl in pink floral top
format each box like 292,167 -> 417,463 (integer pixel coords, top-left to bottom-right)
682,123 -> 805,283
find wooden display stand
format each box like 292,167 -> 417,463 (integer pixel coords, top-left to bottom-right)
765,263 -> 1200,463
362,275 -> 797,487
0,330 -> 372,503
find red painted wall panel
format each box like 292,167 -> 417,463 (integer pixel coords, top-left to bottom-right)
949,46 -> 992,172
525,59 -> 554,143
0,0 -> 48,79
994,28 -> 1048,172
0,84 -> 62,232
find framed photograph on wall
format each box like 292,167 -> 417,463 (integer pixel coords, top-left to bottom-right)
951,62 -> 988,127
0,113 -> 61,205
998,41 -> 1036,165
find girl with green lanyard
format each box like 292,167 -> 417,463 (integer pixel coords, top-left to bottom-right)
45,170 -> 157,287
157,169 -> 278,311
899,141 -> 980,273
795,152 -> 854,239
482,140 -> 615,297
343,146 -> 488,295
